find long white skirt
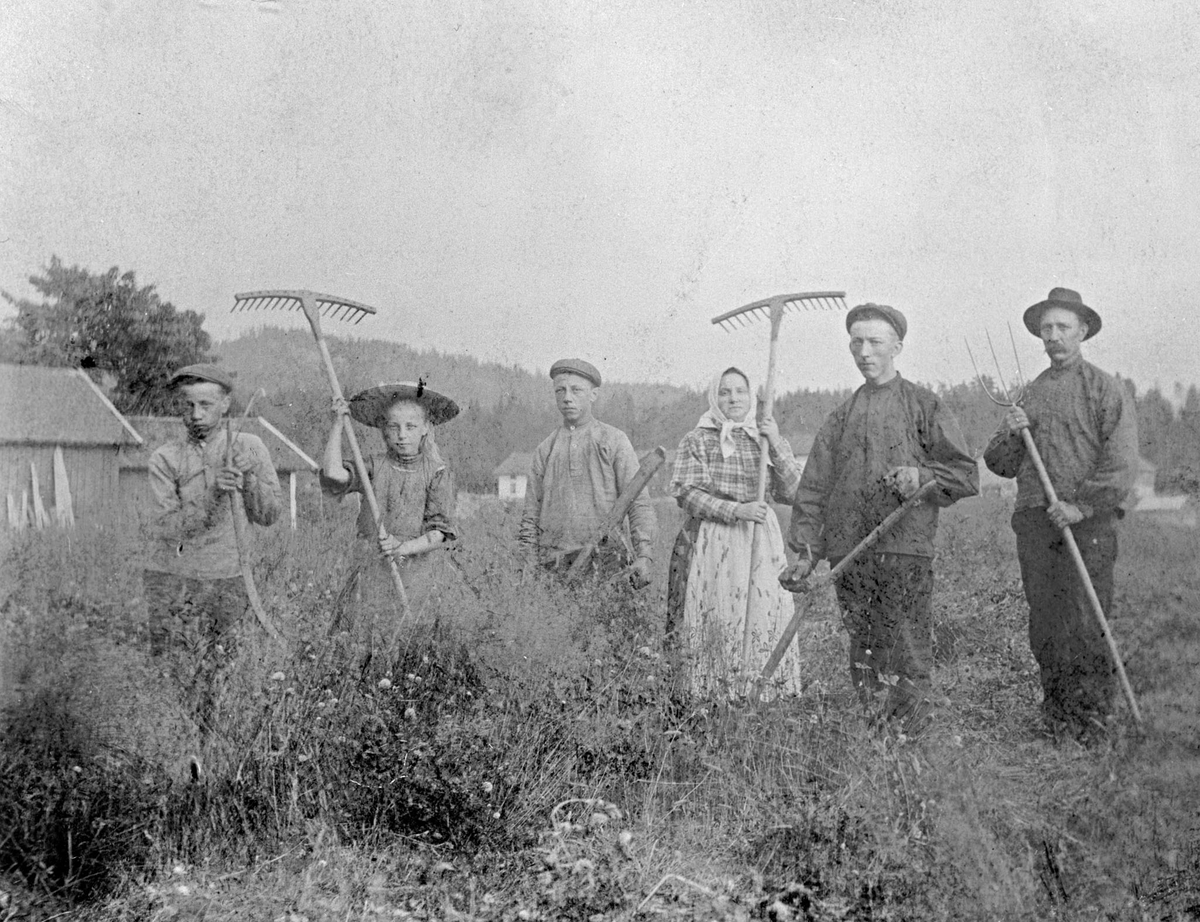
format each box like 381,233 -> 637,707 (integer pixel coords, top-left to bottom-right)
681,513 -> 803,698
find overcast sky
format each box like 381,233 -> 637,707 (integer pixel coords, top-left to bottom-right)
2,0 -> 1196,398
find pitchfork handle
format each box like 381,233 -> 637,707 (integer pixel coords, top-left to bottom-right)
1017,427 -> 1142,728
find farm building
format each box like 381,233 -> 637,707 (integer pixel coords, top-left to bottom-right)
119,416 -> 318,530
0,363 -> 144,530
493,451 -> 532,501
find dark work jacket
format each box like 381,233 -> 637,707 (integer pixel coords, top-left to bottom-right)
788,374 -> 979,560
983,358 -> 1136,519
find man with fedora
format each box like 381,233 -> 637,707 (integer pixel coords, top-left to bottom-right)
984,288 -> 1137,742
519,358 -> 657,587
780,304 -> 977,733
144,363 -> 282,738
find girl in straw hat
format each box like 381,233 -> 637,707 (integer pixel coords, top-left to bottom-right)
667,367 -> 804,698
321,381 -> 459,648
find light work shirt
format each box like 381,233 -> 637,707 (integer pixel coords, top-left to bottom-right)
147,429 -> 282,579
519,418 -> 657,561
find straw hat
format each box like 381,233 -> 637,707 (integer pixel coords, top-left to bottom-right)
348,381 -> 459,427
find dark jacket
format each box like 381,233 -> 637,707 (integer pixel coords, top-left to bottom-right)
983,358 -> 1136,519
789,374 -> 979,560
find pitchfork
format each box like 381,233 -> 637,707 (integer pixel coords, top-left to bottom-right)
712,291 -> 847,672
967,326 -> 1143,730
233,290 -> 411,619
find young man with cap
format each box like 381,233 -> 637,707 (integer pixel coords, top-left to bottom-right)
780,304 -> 978,733
983,288 -> 1137,743
144,363 -> 282,737
519,358 -> 657,587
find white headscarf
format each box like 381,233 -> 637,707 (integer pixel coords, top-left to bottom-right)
697,367 -> 759,459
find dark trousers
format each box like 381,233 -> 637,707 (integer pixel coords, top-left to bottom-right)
834,552 -> 935,726
144,570 -> 247,737
1013,509 -> 1118,725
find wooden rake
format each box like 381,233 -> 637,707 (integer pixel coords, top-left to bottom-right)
233,290 -> 411,619
712,291 -> 847,670
967,326 -> 1143,730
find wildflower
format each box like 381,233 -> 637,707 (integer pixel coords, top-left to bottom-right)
270,671 -> 285,682
71,765 -> 82,774
378,677 -> 392,690
404,706 -> 417,720
481,781 -> 493,794
297,754 -> 309,763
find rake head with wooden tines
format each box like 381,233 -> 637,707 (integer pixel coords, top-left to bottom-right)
711,291 -> 847,331
233,289 -> 377,337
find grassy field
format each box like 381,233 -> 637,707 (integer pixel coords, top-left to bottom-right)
1,493 -> 1199,921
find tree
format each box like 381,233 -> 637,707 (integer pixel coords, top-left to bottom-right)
1,257 -> 215,415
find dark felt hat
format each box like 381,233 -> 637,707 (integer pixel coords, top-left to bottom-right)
549,358 -> 602,387
349,381 -> 460,427
168,363 -> 235,393
1023,288 -> 1101,340
845,303 -> 907,341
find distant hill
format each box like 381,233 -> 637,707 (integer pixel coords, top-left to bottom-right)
212,327 -> 1016,492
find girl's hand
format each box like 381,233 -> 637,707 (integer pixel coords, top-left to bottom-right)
734,501 -> 769,524
379,533 -> 404,558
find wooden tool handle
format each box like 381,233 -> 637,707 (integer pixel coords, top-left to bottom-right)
566,447 -> 667,581
757,479 -> 940,691
1017,427 -> 1142,727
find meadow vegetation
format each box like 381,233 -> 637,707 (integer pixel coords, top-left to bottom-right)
1,494 -> 1199,920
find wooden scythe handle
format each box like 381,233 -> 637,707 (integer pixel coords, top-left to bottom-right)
566,447 -> 667,581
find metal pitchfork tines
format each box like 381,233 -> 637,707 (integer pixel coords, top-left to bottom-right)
233,290 -> 412,625
967,326 -> 1144,730
965,323 -> 1027,408
712,291 -> 847,675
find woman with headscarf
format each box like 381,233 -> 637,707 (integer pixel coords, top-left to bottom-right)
321,381 -> 459,652
667,367 -> 804,697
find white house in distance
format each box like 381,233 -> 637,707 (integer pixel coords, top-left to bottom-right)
493,452 -> 533,502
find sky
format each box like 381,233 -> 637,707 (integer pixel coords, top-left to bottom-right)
1,0 -> 1197,399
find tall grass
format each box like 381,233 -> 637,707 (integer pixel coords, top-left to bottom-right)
2,496 -> 1199,919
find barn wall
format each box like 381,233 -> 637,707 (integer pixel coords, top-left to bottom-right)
0,443 -> 124,527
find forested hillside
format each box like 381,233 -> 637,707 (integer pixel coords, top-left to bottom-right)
214,327 -> 1197,494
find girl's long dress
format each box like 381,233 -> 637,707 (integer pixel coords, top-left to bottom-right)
321,451 -> 457,651
668,427 -> 804,698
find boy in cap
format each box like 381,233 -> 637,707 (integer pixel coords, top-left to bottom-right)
321,381 -> 459,645
519,358 -> 657,587
780,305 -> 977,733
144,363 -> 282,738
984,288 -> 1137,743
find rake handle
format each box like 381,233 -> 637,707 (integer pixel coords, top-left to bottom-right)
740,301 -> 785,670
1018,426 -> 1142,728
311,326 -> 411,617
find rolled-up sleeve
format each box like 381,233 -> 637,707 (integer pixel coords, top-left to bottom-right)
423,467 -> 458,541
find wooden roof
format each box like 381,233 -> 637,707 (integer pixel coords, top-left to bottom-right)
0,364 -> 143,447
493,451 -> 534,477
120,416 -> 318,474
